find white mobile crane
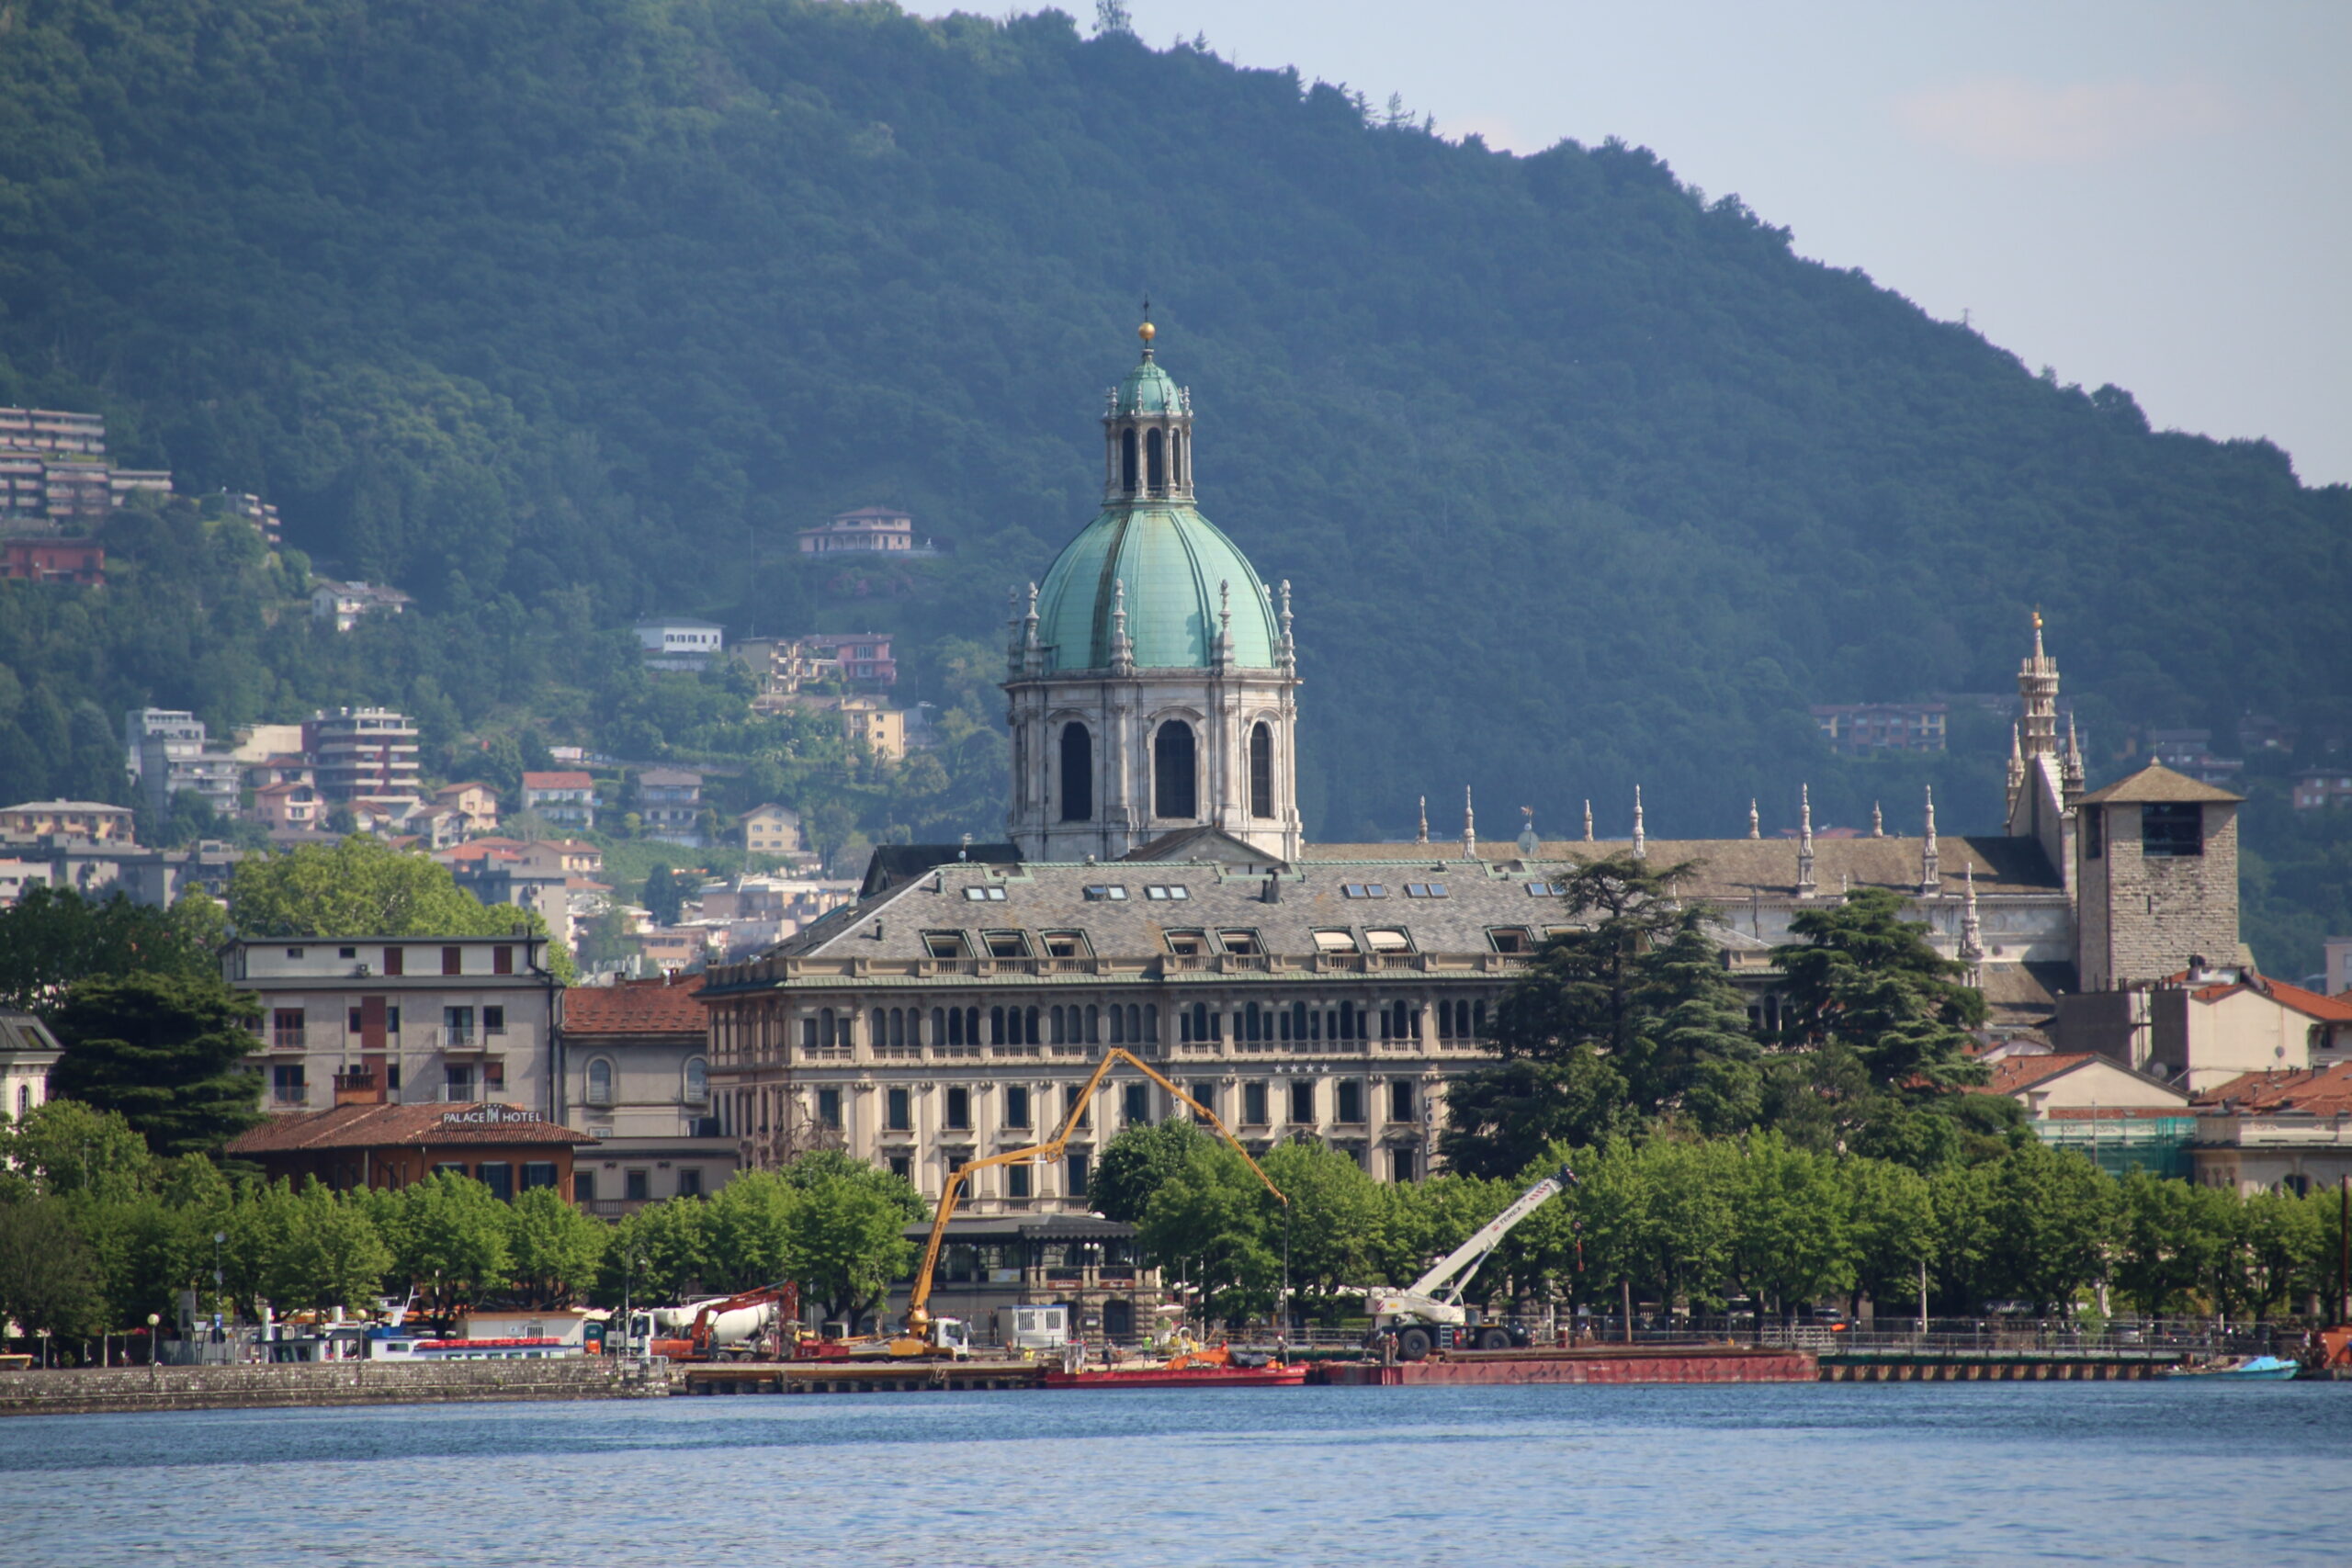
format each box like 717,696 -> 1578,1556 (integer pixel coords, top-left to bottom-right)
1365,1166 -> 1576,1360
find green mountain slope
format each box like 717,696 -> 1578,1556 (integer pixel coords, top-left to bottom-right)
3,0 -> 2346,962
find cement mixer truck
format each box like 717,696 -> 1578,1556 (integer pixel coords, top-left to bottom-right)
630,1282 -> 799,1361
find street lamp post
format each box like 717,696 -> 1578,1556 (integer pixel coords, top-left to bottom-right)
146,1313 -> 160,1387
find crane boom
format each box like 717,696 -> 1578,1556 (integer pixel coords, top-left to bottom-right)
1407,1166 -> 1575,1305
904,1047 -> 1287,1334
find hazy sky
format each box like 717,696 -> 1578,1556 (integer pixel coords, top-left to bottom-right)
921,1 -> 2352,485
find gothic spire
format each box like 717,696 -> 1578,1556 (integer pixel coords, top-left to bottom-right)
1959,862 -> 1986,974
1277,580 -> 1295,672
1416,795 -> 1429,845
1462,786 -> 1476,861
1796,784 -> 1816,896
1748,798 -> 1760,840
1109,577 -> 1135,675
2018,609 -> 2060,760
1632,784 -> 1645,860
1920,784 -> 1940,893
1518,807 -> 1540,857
1871,801 -> 1884,838
1583,799 -> 1594,842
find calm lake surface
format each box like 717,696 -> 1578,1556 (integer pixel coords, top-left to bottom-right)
4,1382 -> 2347,1566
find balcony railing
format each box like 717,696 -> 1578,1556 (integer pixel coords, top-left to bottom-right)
269,1030 -> 306,1052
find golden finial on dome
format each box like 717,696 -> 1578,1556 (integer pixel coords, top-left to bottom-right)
1138,321 -> 1155,343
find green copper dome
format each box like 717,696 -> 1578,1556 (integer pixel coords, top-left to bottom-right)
1034,502 -> 1279,671
1113,355 -> 1185,417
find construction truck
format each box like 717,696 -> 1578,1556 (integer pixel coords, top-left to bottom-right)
633,1281 -> 799,1362
1365,1166 -> 1576,1360
847,1047 -> 1287,1360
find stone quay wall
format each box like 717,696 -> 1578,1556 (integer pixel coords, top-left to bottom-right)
0,1358 -> 663,1418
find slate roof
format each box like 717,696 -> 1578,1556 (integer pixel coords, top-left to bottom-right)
0,1008 -> 62,1059
2076,762 -> 2244,806
563,974 -> 707,1035
757,845 -> 2050,972
226,1102 -> 596,1154
1301,834 -> 2065,900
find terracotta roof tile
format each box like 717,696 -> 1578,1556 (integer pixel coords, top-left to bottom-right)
226,1101 -> 595,1155
2194,1062 -> 2352,1113
562,974 -> 707,1035
1986,1054 -> 2099,1095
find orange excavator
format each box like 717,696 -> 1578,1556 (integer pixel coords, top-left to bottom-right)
853,1047 -> 1288,1359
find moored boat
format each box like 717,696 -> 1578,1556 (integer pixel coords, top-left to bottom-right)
2160,1354 -> 2300,1381
1044,1361 -> 1307,1389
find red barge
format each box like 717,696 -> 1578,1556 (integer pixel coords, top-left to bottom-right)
1314,1343 -> 1816,1386
1045,1362 -> 1308,1390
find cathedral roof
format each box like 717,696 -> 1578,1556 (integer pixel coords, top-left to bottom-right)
1033,502 -> 1279,671
1299,835 -> 2067,899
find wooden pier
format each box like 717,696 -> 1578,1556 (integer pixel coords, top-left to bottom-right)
681,1360 -> 1046,1395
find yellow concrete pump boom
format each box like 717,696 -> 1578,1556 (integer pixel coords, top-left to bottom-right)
904,1047 -> 1287,1335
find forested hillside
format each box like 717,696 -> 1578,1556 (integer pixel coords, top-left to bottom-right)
2,0 -> 2346,963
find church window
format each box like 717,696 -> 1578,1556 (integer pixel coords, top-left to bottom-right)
1250,723 -> 1274,818
1154,721 -> 1197,819
2143,803 -> 2203,857
1059,724 -> 1093,822
1147,428 -> 1166,491
1121,428 -> 1138,493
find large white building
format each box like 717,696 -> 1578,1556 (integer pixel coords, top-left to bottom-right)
698,322 -> 2256,1214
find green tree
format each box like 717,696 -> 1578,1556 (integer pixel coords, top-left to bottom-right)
1979,1142 -> 2113,1314
2113,1171 -> 2225,1317
1444,855 -> 1762,1177
702,1167 -> 800,1292
1842,1156 -> 1938,1317
0,1201 -> 107,1343
601,1197 -> 714,1305
261,1179 -> 395,1314
778,1152 -> 925,1325
48,976 -> 264,1156
505,1186 -> 607,1306
382,1172 -> 513,1303
0,886 -> 222,1020
1259,1138 -> 1381,1317
641,866 -> 686,927
1091,1117 -> 1210,1224
0,1099 -> 156,1202
1729,1134 -> 1855,1318
1772,887 -> 1986,1097
1136,1139 -> 1283,1323
230,836 -> 575,981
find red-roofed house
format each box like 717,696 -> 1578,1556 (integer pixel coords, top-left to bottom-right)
2190,1061 -> 2352,1195
559,974 -> 732,1213
2057,966 -> 2315,1094
521,772 -> 596,830
1978,1052 -> 2193,1176
225,1098 -> 594,1200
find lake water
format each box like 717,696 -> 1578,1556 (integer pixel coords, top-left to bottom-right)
4,1383 -> 2347,1565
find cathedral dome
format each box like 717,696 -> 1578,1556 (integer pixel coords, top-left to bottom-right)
1112,355 -> 1185,417
1033,502 -> 1279,671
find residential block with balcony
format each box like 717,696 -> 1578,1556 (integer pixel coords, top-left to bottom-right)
303,707 -> 421,811
559,973 -> 733,1214
225,936 -> 559,1120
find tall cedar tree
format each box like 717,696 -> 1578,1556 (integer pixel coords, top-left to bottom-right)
48,974 -> 265,1156
0,886 -> 224,1020
1770,887 -> 1986,1096
1442,854 -> 1761,1177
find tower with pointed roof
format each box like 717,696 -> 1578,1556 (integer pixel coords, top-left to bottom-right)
2004,612 -> 2079,900
1003,319 -> 1302,861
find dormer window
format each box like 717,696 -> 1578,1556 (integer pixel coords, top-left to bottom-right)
984,931 -> 1031,959
1165,931 -> 1207,957
1042,931 -> 1090,959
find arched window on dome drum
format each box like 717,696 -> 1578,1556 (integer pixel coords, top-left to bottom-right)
1146,428 -> 1165,492
1250,722 -> 1273,819
1121,428 -> 1138,493
1059,723 -> 1092,821
1154,720 -> 1197,820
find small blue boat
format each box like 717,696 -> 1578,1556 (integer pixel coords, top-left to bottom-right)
2163,1354 -> 2300,1381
